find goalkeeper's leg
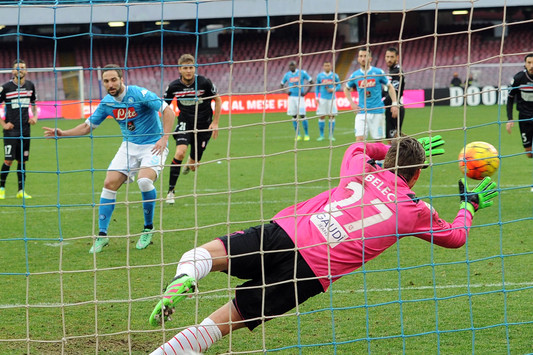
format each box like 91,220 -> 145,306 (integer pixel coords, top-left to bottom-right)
149,247 -> 213,326
150,302 -> 246,355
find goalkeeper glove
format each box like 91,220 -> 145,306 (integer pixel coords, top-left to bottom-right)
418,135 -> 445,157
458,177 -> 499,216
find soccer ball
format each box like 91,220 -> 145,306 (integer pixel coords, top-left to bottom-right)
458,141 -> 500,180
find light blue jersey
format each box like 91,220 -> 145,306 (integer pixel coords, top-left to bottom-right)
281,69 -> 312,97
87,85 -> 164,145
346,66 -> 389,113
315,71 -> 341,100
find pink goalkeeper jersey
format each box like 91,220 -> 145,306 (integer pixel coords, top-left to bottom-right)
273,142 -> 473,291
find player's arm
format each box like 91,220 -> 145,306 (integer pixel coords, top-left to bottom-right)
386,82 -> 399,118
505,86 -> 517,134
209,95 -> 222,140
343,83 -> 358,111
304,77 -> 314,96
152,104 -> 174,155
43,122 -> 92,137
29,103 -> 38,125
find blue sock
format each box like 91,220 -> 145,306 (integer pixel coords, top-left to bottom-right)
302,119 -> 309,136
318,120 -> 325,137
141,188 -> 157,229
292,120 -> 299,136
330,119 -> 336,136
99,198 -> 116,235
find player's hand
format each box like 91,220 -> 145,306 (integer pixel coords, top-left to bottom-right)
418,135 -> 445,157
505,121 -> 513,134
209,122 -> 219,140
43,126 -> 63,137
151,137 -> 168,155
391,105 -> 399,118
29,116 -> 38,125
2,122 -> 14,130
458,177 -> 498,215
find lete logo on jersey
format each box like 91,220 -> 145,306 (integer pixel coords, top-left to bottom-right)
113,107 -> 138,121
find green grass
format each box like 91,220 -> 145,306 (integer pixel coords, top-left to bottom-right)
1,105 -> 532,354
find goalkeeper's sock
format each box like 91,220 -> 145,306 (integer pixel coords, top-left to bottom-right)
168,158 -> 182,192
318,119 -> 325,137
98,188 -> 117,234
176,247 -> 212,281
138,178 -> 156,227
150,317 -> 222,355
0,163 -> 10,188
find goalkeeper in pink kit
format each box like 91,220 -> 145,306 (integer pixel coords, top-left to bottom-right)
148,135 -> 498,354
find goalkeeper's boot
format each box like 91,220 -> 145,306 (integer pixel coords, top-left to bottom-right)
149,274 -> 196,326
329,135 -> 336,142
303,135 -> 310,141
316,135 -> 325,141
89,237 -> 109,254
0,187 -> 5,200
16,190 -> 32,199
295,135 -> 302,141
136,228 -> 154,250
165,191 -> 175,205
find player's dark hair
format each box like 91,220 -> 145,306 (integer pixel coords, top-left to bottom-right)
525,54 -> 533,61
178,54 -> 195,65
102,64 -> 123,79
383,136 -> 426,183
386,47 -> 399,55
12,59 -> 26,67
359,48 -> 372,58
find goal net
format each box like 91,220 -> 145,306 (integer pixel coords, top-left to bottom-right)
1,1 -> 532,354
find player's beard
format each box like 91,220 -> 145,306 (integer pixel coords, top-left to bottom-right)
108,84 -> 124,97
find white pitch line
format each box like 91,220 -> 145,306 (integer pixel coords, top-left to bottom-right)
1,281 -> 531,308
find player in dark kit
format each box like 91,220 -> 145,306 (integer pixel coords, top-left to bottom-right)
164,54 -> 221,204
0,59 -> 38,200
384,47 -> 406,140
506,53 -> 533,162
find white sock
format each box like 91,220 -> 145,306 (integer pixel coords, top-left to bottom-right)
150,317 -> 222,355
176,247 -> 212,281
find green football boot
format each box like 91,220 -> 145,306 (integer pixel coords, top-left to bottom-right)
136,228 -> 153,250
89,237 -> 109,254
149,274 -> 196,326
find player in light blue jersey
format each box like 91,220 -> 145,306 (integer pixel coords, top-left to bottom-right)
280,61 -> 314,141
344,49 -> 398,143
315,61 -> 341,141
44,64 -> 175,253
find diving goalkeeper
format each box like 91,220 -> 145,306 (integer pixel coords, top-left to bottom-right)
148,135 -> 498,354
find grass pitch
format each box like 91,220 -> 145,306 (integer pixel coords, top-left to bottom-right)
1,105 -> 532,354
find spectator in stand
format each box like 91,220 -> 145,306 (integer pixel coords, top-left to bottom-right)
450,72 -> 462,87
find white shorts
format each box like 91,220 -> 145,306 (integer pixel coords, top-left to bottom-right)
108,141 -> 169,183
287,96 -> 306,116
317,98 -> 338,117
354,112 -> 385,140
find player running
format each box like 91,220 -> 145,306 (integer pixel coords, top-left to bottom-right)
164,54 -> 221,205
281,61 -> 314,141
315,61 -> 341,141
148,135 -> 498,354
384,47 -> 406,140
0,59 -> 38,200
44,64 -> 175,253
344,49 -> 399,143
